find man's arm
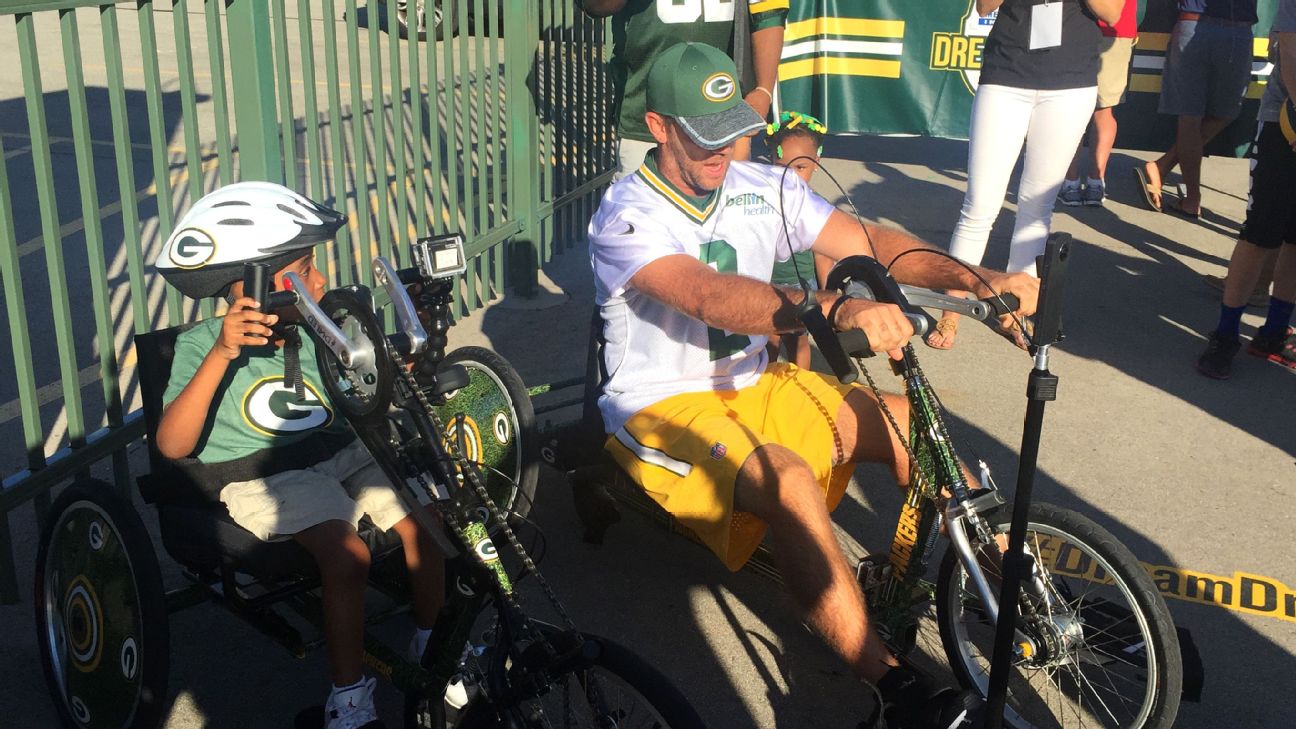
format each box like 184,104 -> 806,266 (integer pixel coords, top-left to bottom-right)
810,210 -> 1040,312
977,0 -> 1003,15
628,254 -> 919,353
1085,0 -> 1124,25
1281,31 -> 1296,150
580,0 -> 626,18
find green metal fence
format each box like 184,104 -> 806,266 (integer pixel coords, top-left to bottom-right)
0,0 -> 614,603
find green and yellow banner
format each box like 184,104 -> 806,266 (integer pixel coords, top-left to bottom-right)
778,0 -> 1280,155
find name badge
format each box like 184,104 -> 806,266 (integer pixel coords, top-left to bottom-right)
1030,1 -> 1063,50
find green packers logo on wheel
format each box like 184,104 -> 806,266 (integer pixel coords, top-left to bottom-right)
241,377 -> 334,437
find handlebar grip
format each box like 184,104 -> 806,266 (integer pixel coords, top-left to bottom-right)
982,292 -> 1020,318
243,262 -> 269,309
837,329 -> 873,357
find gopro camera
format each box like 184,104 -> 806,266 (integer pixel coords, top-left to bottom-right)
412,233 -> 467,280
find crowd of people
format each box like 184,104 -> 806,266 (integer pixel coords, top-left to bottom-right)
144,1 -> 1290,728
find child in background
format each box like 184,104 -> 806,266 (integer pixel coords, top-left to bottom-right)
765,110 -> 830,369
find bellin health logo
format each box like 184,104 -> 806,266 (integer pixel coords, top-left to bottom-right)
929,2 -> 997,94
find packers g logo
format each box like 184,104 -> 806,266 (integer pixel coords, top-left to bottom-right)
241,377 -> 333,436
167,228 -> 216,269
930,2 -> 997,94
702,72 -> 736,103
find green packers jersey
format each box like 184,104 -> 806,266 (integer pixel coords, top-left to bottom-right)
611,0 -> 789,142
163,317 -> 350,463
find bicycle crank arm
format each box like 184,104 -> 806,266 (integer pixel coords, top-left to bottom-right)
373,256 -> 429,356
283,272 -> 375,370
897,285 -> 994,321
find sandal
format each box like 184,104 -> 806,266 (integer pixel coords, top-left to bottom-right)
924,314 -> 959,350
1133,165 -> 1162,212
988,316 -> 1032,351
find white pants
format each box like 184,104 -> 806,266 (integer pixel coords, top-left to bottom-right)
949,84 -> 1098,275
614,138 -> 657,181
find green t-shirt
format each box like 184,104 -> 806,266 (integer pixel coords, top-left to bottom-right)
162,318 -> 350,464
770,250 -> 815,287
610,0 -> 789,142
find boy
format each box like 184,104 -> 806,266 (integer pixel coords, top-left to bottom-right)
765,110 -> 831,368
153,182 -> 445,729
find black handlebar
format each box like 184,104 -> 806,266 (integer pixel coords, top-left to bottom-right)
242,262 -> 299,314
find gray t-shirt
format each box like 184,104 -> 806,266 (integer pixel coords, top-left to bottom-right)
1259,0 -> 1296,122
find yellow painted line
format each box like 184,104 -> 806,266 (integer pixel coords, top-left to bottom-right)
779,56 -> 902,81
785,17 -> 905,42
0,130 -> 217,158
0,360 -> 133,427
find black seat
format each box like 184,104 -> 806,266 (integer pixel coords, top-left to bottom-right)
134,325 -> 400,582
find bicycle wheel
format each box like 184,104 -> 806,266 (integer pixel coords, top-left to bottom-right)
34,479 -> 169,729
454,632 -> 705,729
435,346 -> 538,522
935,502 -> 1182,729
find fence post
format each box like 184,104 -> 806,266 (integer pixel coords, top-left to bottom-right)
226,0 -> 283,184
505,0 -> 540,296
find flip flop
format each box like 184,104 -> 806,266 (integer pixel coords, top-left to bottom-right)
924,315 -> 959,350
988,316 -> 1031,351
1132,166 -> 1162,212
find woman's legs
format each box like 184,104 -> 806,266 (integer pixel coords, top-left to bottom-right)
933,84 -> 1033,348
1008,86 -> 1098,274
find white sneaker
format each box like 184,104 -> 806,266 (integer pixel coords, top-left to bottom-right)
325,677 -> 383,729
407,632 -> 475,711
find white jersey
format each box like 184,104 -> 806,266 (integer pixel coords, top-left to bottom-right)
589,155 -> 835,432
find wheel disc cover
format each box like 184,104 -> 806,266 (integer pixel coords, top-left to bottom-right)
42,501 -> 146,727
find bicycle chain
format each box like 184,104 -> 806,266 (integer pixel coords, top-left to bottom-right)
385,345 -> 580,633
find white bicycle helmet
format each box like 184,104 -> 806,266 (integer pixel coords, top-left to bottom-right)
155,181 -> 346,299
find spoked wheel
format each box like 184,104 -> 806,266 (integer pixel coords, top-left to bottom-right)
434,346 -> 538,522
935,502 -> 1182,729
451,632 -> 704,729
315,288 -> 395,421
34,479 -> 169,729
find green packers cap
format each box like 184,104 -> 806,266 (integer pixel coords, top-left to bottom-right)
646,42 -> 765,151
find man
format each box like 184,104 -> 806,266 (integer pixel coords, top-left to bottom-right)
580,0 -> 787,178
588,42 -> 1040,728
1060,0 -> 1138,207
1196,0 -> 1296,378
1134,0 -> 1256,217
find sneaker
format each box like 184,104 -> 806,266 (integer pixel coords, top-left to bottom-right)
1247,328 -> 1296,369
860,667 -> 982,729
325,677 -> 383,729
1058,181 -> 1083,207
1202,273 -> 1270,308
1196,332 -> 1241,380
408,633 -> 475,711
1082,179 -> 1105,207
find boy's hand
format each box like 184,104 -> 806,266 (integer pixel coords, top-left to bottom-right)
215,297 -> 278,360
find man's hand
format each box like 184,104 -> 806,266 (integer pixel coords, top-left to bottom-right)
215,297 -> 278,360
975,272 -> 1039,337
832,297 -> 914,359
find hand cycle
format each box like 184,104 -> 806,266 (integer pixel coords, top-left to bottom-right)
810,254 -> 1183,729
265,234 -> 705,728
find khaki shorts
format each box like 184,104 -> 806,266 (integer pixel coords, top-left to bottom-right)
220,439 -> 420,542
1096,36 -> 1135,109
606,363 -> 858,571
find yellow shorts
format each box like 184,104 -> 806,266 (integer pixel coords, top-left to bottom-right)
606,363 -> 859,571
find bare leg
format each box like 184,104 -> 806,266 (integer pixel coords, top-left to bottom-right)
1089,107 -> 1117,181
296,520 -> 372,686
1223,240 -> 1275,309
734,444 -> 900,683
390,507 -> 446,629
1271,244 -> 1296,304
